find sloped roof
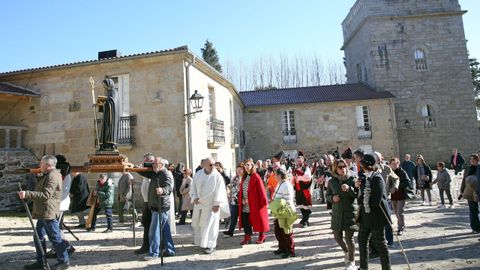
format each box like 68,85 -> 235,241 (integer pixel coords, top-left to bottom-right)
0,46 -> 188,75
0,82 -> 39,96
239,83 -> 394,107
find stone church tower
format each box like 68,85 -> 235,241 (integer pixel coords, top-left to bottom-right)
342,0 -> 479,164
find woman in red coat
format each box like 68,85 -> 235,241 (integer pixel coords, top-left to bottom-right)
238,159 -> 270,244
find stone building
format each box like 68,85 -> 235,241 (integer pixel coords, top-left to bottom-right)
342,0 -> 480,163
241,84 -> 397,161
0,46 -> 244,211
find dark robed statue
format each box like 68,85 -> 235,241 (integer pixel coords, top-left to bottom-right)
97,78 -> 119,152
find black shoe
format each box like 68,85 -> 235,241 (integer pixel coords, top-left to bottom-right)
86,228 -> 95,232
45,249 -> 56,259
102,229 -> 113,233
300,221 -> 309,228
176,222 -> 186,225
222,231 -> 233,237
162,251 -> 175,257
281,252 -> 295,258
74,224 -> 86,229
273,249 -> 284,255
51,261 -> 69,270
24,262 -> 47,270
67,246 -> 75,255
135,247 -> 149,254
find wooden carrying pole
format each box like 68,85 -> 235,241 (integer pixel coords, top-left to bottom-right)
18,183 -> 51,270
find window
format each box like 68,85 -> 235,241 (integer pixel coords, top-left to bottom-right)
414,49 -> 427,70
356,63 -> 363,82
109,74 -> 130,117
282,111 -> 296,144
355,106 -> 372,139
421,104 -> 436,128
208,87 -> 216,120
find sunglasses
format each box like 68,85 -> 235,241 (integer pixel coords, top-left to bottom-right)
337,165 -> 347,169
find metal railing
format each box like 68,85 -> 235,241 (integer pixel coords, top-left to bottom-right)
95,116 -> 135,146
207,118 -> 225,147
357,126 -> 372,140
282,129 -> 297,144
118,116 -> 135,145
415,59 -> 427,70
423,117 -> 436,128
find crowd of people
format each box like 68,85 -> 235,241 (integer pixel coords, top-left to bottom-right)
18,147 -> 480,270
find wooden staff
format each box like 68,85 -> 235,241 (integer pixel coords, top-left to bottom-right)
380,204 -> 411,270
18,183 -> 51,270
90,77 -> 100,148
131,182 -> 136,247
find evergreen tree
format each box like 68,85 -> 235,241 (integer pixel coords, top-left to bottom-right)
201,39 -> 222,73
470,58 -> 480,110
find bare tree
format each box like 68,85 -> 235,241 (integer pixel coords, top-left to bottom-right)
222,53 -> 346,91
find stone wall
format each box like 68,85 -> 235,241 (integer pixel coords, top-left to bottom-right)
243,98 -> 397,161
0,149 -> 39,212
342,0 -> 479,164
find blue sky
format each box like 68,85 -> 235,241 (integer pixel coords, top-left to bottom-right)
0,1 -> 478,73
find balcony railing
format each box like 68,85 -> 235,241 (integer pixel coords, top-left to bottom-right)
118,116 -> 136,145
282,129 -> 297,144
415,59 -> 428,70
357,126 -> 372,140
423,117 -> 436,129
207,118 -> 225,149
0,125 -> 28,149
95,115 -> 136,147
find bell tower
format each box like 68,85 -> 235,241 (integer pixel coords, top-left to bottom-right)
342,0 -> 479,162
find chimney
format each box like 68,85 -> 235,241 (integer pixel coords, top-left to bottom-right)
98,50 -> 121,60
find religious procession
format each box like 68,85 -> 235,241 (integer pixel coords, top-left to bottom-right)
13,144 -> 480,270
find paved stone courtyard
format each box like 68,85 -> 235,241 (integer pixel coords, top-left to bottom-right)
0,174 -> 479,270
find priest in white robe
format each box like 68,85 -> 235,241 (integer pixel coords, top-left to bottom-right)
190,157 -> 230,254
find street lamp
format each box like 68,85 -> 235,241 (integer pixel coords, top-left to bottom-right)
185,90 -> 204,118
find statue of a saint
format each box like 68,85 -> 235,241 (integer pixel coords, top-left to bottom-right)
97,78 -> 119,152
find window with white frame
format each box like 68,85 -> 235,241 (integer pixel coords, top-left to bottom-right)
208,87 -> 216,120
282,111 -> 296,144
355,105 -> 372,139
109,74 -> 130,117
414,49 -> 428,70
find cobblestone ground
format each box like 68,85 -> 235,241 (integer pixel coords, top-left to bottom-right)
0,172 -> 479,270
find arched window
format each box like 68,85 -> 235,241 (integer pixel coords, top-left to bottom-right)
414,49 -> 428,70
421,104 -> 435,128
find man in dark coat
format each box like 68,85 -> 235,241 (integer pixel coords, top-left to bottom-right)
70,172 -> 90,228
